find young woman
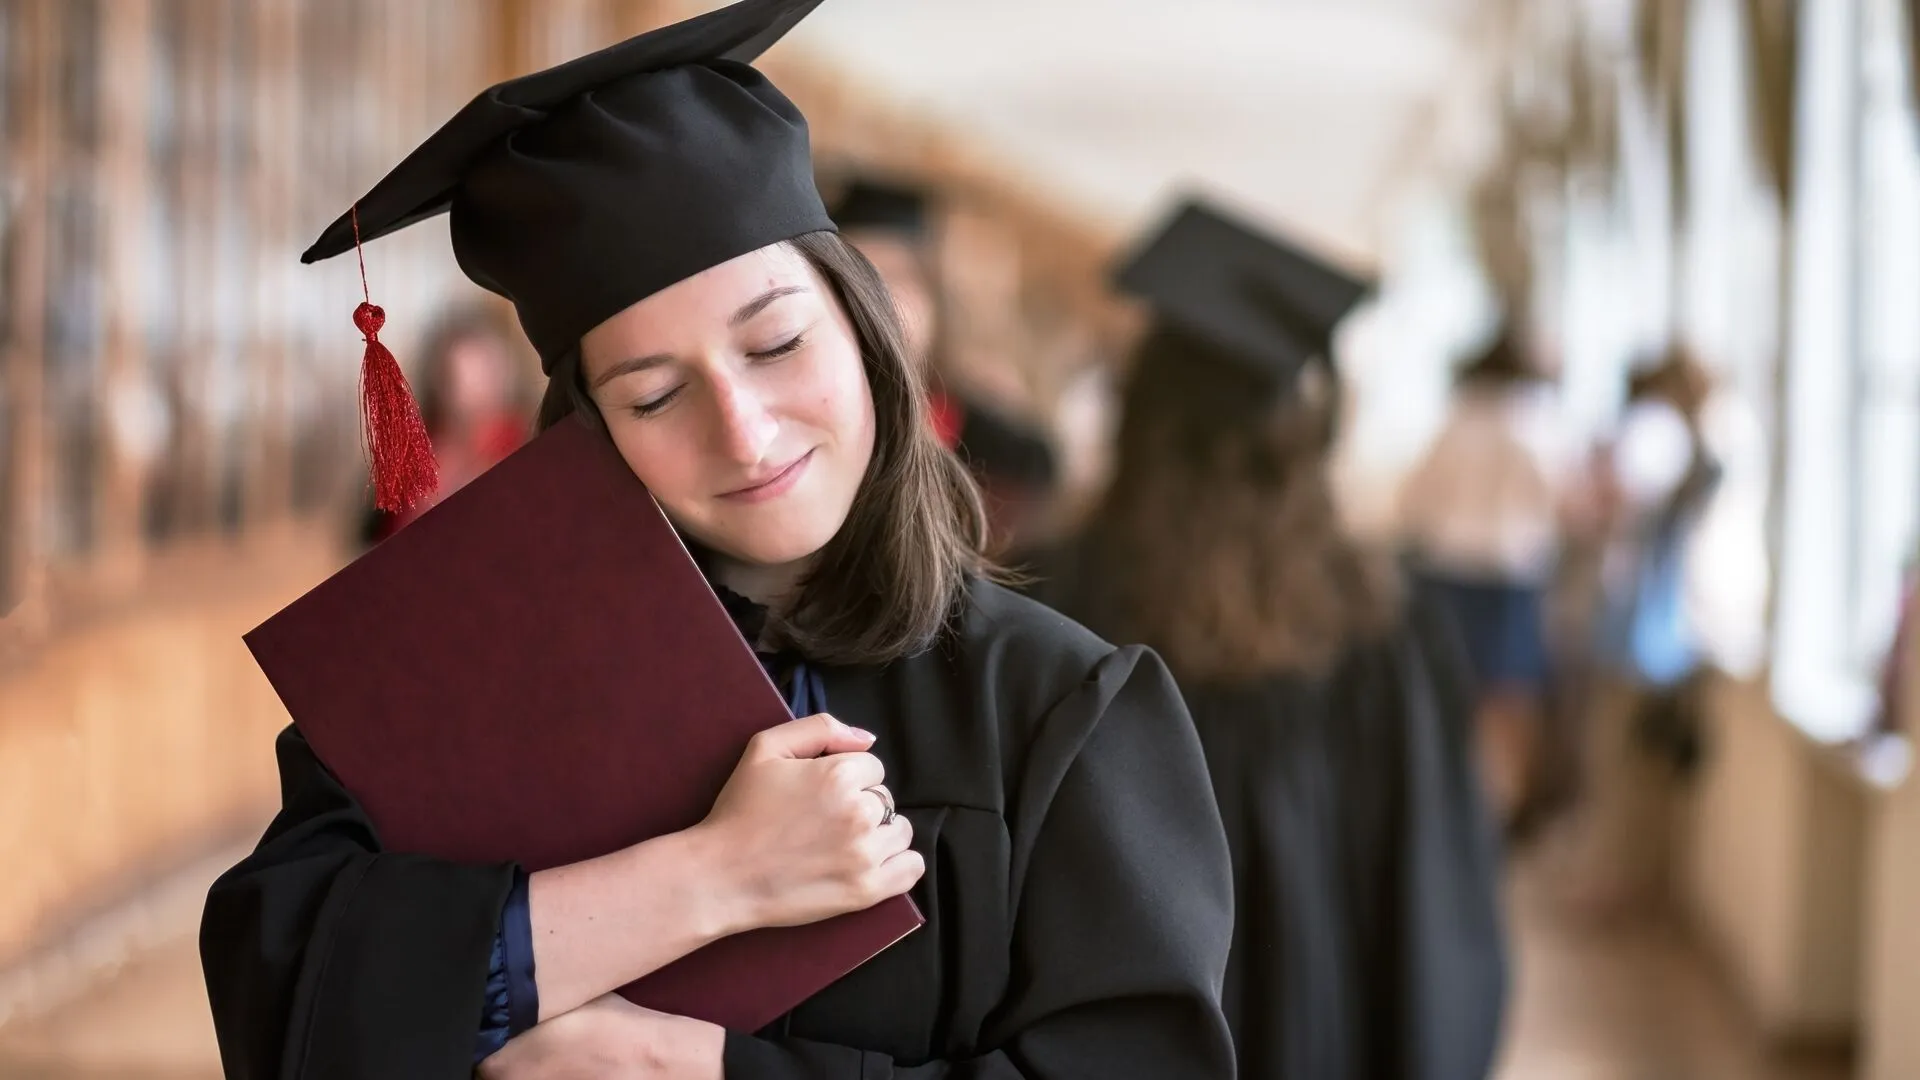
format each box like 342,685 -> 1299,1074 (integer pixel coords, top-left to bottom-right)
198,3 -> 1234,1078
1038,200 -> 1507,1080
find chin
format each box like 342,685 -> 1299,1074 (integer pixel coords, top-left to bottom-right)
702,505 -> 848,568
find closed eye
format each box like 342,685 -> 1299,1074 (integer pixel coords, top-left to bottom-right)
630,386 -> 684,418
750,334 -> 807,361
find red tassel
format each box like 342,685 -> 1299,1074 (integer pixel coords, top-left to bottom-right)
356,302 -> 438,512
349,207 -> 438,513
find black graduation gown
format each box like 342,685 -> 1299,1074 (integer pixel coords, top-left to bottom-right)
199,581 -> 1237,1079
1182,601 -> 1508,1080
1031,553 -> 1506,1080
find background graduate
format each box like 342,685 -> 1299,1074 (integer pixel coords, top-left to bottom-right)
1038,198 -> 1509,1080
825,173 -> 1061,559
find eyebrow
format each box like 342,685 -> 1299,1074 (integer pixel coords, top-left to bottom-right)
729,285 -> 807,328
590,286 -> 809,391
591,351 -> 672,391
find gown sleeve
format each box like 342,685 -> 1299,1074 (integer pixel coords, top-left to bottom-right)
199,726 -> 518,1080
722,645 -> 1237,1078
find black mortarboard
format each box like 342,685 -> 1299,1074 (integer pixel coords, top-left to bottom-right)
299,0 -> 833,512
1112,197 -> 1372,385
304,0 -> 833,372
827,177 -> 930,238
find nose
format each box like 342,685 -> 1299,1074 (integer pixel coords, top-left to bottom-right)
708,366 -> 779,466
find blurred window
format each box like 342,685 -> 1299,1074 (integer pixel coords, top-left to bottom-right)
1772,0 -> 1920,741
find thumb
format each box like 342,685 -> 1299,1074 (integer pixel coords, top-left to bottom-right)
753,713 -> 876,760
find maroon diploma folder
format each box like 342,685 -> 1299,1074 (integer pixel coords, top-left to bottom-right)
244,414 -> 922,1032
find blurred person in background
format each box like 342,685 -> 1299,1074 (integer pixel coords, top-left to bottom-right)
357,302 -> 532,545
1039,200 -> 1508,1080
1554,348 -> 1726,920
827,173 -> 1061,559
1601,349 -> 1722,775
1398,330 -> 1577,835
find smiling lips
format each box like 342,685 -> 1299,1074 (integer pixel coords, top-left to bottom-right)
719,449 -> 814,503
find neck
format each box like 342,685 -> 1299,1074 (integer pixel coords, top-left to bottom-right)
710,554 -> 812,611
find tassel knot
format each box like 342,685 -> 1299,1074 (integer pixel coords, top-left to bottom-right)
354,302 -> 386,338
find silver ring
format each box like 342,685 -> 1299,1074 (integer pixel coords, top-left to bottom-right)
866,785 -> 896,827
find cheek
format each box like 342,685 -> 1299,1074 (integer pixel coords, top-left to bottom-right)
815,349 -> 877,463
605,422 -> 701,504
852,377 -> 877,461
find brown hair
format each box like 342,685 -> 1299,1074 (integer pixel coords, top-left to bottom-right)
537,230 -> 997,665
1070,327 -> 1399,683
1628,344 -> 1713,423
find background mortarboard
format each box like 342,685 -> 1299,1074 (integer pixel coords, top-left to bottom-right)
245,419 -> 923,1034
828,176 -> 932,238
1113,197 -> 1373,385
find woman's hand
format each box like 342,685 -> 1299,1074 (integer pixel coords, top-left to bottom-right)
690,712 -> 924,932
478,996 -> 723,1080
522,715 -> 921,1020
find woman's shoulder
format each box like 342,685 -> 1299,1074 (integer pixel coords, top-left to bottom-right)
951,577 -> 1118,684
915,577 -> 1169,757
935,579 -> 1198,828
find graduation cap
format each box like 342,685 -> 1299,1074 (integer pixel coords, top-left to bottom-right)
1112,197 -> 1373,388
301,0 -> 834,512
827,176 -> 931,238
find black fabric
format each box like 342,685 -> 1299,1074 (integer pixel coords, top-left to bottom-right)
200,582 -> 1236,1078
955,401 -> 1058,489
828,177 -> 929,237
199,730 -> 516,1080
1113,196 -> 1371,384
1182,603 -> 1505,1080
1038,559 -> 1507,1080
299,0 -> 835,372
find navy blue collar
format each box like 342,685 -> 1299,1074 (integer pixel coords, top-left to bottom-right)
710,582 -> 824,718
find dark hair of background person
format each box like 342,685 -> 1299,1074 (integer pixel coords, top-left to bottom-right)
1070,326 -> 1400,683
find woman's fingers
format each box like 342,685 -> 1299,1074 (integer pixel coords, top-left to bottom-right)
826,751 -> 886,794
749,713 -> 875,761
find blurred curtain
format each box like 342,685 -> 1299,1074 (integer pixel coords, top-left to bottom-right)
1637,0 -> 1693,220
1740,0 -> 1798,595
1743,0 -> 1800,202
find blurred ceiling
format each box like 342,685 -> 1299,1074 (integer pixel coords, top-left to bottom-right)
772,0 -> 1506,264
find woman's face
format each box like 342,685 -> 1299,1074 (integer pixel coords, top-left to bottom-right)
579,242 -> 877,570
